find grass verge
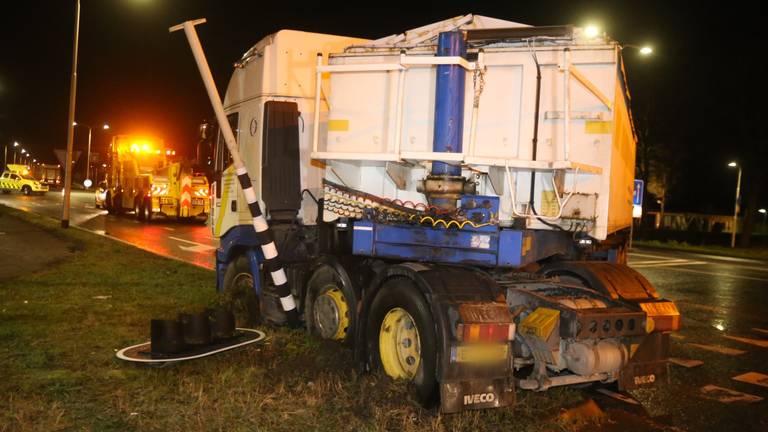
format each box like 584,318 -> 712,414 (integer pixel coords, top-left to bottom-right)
0,205 -> 586,431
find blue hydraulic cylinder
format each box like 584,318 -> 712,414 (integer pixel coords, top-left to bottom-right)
431,31 -> 467,177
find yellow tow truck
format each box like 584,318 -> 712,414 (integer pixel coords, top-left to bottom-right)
0,164 -> 49,195
104,135 -> 210,223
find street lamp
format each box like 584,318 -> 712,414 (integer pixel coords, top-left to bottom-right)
728,161 -> 742,248
584,25 -> 600,39
73,121 -> 109,187
759,208 -> 767,226
624,44 -> 654,56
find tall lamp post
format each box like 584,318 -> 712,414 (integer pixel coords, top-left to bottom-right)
4,141 -> 20,168
73,121 -> 110,186
728,161 -> 742,248
61,0 -> 81,228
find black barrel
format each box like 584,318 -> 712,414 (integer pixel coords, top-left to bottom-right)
179,312 -> 212,346
150,319 -> 186,355
209,307 -> 236,340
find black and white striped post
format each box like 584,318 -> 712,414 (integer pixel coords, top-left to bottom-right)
170,19 -> 299,326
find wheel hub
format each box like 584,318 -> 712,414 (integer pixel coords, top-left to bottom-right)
379,307 -> 421,379
313,286 -> 349,340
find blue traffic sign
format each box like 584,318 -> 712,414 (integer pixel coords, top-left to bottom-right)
633,179 -> 644,206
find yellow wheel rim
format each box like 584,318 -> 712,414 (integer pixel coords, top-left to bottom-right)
313,286 -> 350,340
379,307 -> 421,379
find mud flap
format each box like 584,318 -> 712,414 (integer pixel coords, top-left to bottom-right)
440,378 -> 515,413
619,332 -> 671,390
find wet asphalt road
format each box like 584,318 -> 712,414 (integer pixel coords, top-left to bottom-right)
0,190 -> 217,269
2,191 -> 767,430
626,249 -> 768,431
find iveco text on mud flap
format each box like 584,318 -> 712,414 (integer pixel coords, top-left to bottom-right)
172,13 -> 680,414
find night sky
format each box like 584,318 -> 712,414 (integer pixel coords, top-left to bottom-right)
1,1 -> 766,215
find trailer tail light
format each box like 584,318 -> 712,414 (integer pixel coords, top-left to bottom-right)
455,302 -> 515,342
638,301 -> 681,332
457,323 -> 515,342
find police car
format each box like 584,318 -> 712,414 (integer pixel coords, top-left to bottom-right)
0,164 -> 49,195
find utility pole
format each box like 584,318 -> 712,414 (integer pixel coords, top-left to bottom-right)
61,0 -> 80,229
729,163 -> 742,248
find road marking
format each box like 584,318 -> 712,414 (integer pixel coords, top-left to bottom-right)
629,252 -> 680,260
636,266 -> 768,282
632,260 -> 706,268
630,258 -> 689,265
670,333 -> 685,340
733,372 -> 768,389
752,328 -> 768,335
669,357 -> 703,368
679,302 -> 727,314
700,385 -> 763,403
162,227 -> 175,231
687,343 -> 746,355
723,335 -> 768,348
168,236 -> 216,253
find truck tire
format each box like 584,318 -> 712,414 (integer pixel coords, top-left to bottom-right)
222,254 -> 261,327
367,278 -> 438,405
113,192 -> 123,215
21,185 -> 31,196
305,263 -> 357,345
105,192 -> 115,214
135,198 -> 145,221
143,198 -> 153,222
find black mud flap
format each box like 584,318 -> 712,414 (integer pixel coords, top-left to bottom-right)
440,378 -> 515,413
619,331 -> 671,390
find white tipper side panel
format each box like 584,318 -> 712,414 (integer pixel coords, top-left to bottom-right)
321,44 -> 622,239
213,30 -> 369,237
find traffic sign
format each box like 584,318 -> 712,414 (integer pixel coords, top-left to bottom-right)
633,179 -> 644,206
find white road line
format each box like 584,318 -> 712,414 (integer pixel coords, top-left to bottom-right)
732,372 -> 768,389
723,335 -> 768,348
686,343 -> 746,355
162,227 -> 175,231
629,252 -> 680,260
700,385 -> 763,403
630,258 -> 689,265
168,236 -> 217,253
632,260 -> 707,268
635,266 -> 768,282
752,328 -> 768,335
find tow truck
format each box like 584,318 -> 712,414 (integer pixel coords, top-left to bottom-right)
104,135 -> 210,222
172,14 -> 680,413
0,164 -> 49,195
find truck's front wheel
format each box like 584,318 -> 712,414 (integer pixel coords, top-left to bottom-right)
367,278 -> 438,405
222,254 -> 261,327
134,198 -> 145,221
21,185 -> 31,196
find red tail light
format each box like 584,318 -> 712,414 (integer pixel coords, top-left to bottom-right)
456,323 -> 515,343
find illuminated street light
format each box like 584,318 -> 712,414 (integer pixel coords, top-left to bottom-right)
74,120 -> 109,187
639,46 -> 653,55
584,25 -> 600,38
760,209 -> 767,214
21,149 -> 26,154
728,161 -> 742,248
13,141 -> 19,147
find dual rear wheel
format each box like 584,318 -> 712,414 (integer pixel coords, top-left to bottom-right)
220,256 -> 438,403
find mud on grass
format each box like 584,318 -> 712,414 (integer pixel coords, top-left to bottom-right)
0,206 -> 586,431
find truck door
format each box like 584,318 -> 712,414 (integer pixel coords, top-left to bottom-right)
261,101 -> 301,221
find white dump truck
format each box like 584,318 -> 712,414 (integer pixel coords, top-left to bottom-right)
174,14 -> 680,413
